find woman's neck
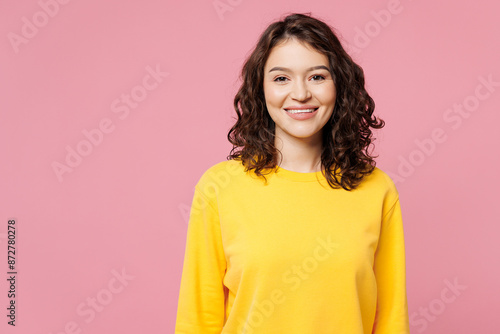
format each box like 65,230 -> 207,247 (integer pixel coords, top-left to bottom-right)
274,133 -> 323,173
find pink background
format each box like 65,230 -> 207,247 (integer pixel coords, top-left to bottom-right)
1,0 -> 499,333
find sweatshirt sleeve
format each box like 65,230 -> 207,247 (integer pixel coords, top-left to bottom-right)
174,185 -> 227,334
372,196 -> 410,334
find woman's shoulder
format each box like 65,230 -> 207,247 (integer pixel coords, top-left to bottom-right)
195,159 -> 245,189
361,166 -> 399,197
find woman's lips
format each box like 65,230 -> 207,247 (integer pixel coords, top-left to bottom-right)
284,107 -> 319,120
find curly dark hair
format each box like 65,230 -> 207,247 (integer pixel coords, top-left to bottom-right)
226,12 -> 385,190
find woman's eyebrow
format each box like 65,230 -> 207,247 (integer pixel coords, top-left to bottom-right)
268,65 -> 330,73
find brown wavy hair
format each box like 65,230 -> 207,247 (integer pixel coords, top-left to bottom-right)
226,12 -> 385,190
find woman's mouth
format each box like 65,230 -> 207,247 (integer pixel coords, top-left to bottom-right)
284,108 -> 319,114
284,107 -> 319,120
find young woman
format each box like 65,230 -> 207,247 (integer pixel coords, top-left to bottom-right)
175,12 -> 410,334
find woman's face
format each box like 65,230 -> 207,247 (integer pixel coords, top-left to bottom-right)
263,38 -> 336,147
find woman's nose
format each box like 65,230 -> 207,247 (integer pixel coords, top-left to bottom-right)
290,80 -> 311,101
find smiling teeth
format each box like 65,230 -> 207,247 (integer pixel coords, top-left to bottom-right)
286,108 -> 317,114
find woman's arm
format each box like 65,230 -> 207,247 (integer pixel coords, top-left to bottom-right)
372,196 -> 410,334
174,186 -> 227,334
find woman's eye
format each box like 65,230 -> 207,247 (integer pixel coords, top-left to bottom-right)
311,75 -> 325,81
274,76 -> 288,82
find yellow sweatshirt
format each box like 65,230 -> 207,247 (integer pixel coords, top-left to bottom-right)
175,159 -> 410,333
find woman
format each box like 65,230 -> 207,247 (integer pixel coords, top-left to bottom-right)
175,12 -> 410,333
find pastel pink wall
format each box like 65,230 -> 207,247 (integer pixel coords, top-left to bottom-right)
1,0 -> 499,333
